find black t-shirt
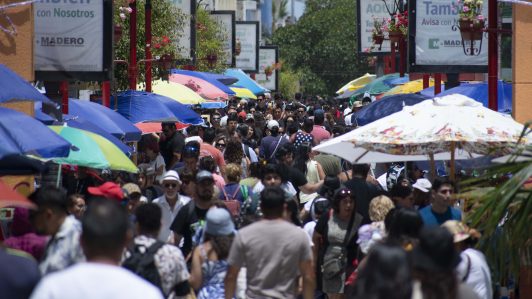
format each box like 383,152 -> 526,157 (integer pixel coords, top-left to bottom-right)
170,201 -> 209,257
159,132 -> 185,170
343,177 -> 385,225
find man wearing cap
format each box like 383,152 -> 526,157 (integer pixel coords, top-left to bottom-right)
311,109 -> 331,144
160,122 -> 186,170
419,178 -> 462,227
87,182 -> 124,202
225,186 -> 315,299
170,170 -> 216,257
259,120 -> 288,163
29,186 -> 85,275
412,178 -> 432,209
153,171 -> 191,243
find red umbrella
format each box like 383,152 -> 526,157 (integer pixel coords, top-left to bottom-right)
134,122 -> 190,134
0,179 -> 36,209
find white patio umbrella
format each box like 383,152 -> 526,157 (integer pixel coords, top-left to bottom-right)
315,94 -> 529,178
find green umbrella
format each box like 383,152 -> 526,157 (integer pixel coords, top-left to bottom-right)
49,126 -> 138,173
337,73 -> 403,101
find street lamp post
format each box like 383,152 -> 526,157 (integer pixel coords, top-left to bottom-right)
128,0 -> 138,90
487,0 -> 497,111
145,0 -> 152,92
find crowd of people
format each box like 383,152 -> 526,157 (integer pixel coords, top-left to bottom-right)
0,94 -> 494,299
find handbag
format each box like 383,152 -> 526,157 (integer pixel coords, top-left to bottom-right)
321,210 -> 357,279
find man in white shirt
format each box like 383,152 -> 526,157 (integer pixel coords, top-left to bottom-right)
30,199 -> 163,299
153,170 -> 191,242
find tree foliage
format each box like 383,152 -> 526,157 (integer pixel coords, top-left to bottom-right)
272,0 -> 371,96
114,0 -> 185,91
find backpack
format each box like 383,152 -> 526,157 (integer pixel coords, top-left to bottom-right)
222,185 -> 246,220
122,241 -> 165,292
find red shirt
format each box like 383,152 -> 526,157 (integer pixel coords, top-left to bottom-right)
311,125 -> 332,144
200,142 -> 226,170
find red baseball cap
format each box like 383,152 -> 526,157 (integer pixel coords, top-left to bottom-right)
238,111 -> 247,119
88,182 -> 124,201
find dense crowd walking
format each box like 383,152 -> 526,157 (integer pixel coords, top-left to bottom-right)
1,94 -> 497,299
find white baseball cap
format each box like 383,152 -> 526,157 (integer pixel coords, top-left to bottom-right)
267,120 -> 280,130
412,178 -> 432,193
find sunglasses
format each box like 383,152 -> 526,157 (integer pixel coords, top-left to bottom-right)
164,183 -> 177,188
338,189 -> 352,196
216,142 -> 226,147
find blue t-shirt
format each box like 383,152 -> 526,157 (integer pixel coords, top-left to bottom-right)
419,205 -> 462,227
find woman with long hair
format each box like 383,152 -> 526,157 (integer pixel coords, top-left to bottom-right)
313,188 -> 363,299
354,243 -> 413,299
189,207 -> 236,299
223,138 -> 250,178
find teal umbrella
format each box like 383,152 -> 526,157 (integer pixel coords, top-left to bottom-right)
336,73 -> 404,100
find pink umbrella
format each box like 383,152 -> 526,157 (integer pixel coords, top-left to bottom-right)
169,73 -> 229,100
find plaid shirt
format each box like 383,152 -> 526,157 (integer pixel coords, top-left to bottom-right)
39,215 -> 85,275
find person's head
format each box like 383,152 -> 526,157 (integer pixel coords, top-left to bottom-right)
81,198 -> 130,262
67,193 -> 86,220
368,195 -> 394,222
214,135 -> 226,151
352,163 -> 371,177
267,119 -> 280,136
135,203 -> 161,236
203,207 -> 235,260
318,175 -> 341,198
355,243 -> 413,299
302,117 -> 313,133
227,112 -> 239,133
275,143 -> 294,166
199,156 -> 217,173
203,127 -> 216,144
29,186 -> 69,236
180,168 -> 197,198
390,184 -> 414,209
412,226 -> 461,274
441,220 -> 480,250
297,106 -> 306,118
236,123 -> 249,141
283,197 -> 302,226
122,183 -> 143,214
161,122 -> 177,138
160,170 -> 181,199
273,106 -> 283,119
431,178 -> 455,208
182,141 -> 201,170
332,188 -> 356,219
387,208 -> 423,249
225,163 -> 242,183
314,109 -> 325,125
223,138 -> 244,164
260,186 -> 286,219
246,125 -> 255,139
144,141 -> 160,160
195,170 -> 215,202
260,164 -> 284,187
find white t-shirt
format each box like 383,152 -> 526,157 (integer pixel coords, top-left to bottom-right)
149,154 -> 166,183
457,248 -> 493,299
30,262 -> 163,299
153,195 -> 192,242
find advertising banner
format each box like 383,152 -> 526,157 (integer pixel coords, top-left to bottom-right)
210,11 -> 235,66
34,0 -> 112,80
408,0 -> 488,72
171,0 -> 196,63
235,21 -> 259,72
357,0 -> 394,55
256,46 -> 278,91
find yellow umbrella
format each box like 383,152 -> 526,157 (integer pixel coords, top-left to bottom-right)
145,80 -> 205,104
336,73 -> 376,94
230,87 -> 257,99
382,79 -> 438,96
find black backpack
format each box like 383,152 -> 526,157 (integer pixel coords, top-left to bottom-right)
123,241 -> 165,292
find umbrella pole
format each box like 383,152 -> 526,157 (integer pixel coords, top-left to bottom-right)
450,142 -> 456,181
56,163 -> 62,188
429,153 -> 436,181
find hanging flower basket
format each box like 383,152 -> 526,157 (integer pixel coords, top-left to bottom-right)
458,19 -> 485,41
372,34 -> 384,45
114,25 -> 123,41
388,29 -> 404,44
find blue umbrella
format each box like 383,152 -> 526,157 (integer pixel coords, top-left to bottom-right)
0,64 -> 54,104
171,70 -> 236,95
68,99 -> 142,142
419,81 -> 512,112
61,115 -> 133,156
184,71 -> 238,85
353,93 -> 430,126
388,75 -> 410,86
0,107 -> 71,158
225,69 -> 269,95
116,90 -> 203,125
189,101 -> 227,109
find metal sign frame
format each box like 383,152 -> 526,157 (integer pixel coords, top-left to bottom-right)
235,21 -> 259,73
210,10 -> 236,67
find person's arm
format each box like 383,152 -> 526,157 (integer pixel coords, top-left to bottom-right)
299,180 -> 324,194
312,231 -> 322,271
299,259 -> 316,299
316,162 -> 325,180
224,265 -> 240,299
188,245 -> 203,290
173,232 -> 183,247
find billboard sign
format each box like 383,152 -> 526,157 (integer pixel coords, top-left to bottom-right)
256,46 -> 278,91
171,0 -> 196,63
210,11 -> 236,66
357,0 -> 394,55
235,21 -> 259,72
